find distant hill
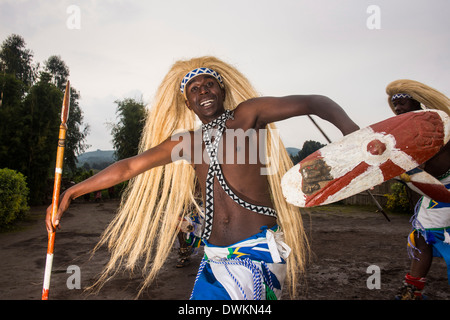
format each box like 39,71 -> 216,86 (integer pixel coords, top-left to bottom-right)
77,150 -> 115,169
286,147 -> 300,157
77,148 -> 301,169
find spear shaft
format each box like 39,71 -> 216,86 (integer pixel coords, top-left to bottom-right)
42,80 -> 71,300
307,115 -> 390,222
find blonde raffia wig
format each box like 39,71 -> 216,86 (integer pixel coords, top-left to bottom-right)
91,56 -> 309,298
386,79 -> 450,116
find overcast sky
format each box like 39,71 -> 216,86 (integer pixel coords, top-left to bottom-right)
1,0 -> 449,153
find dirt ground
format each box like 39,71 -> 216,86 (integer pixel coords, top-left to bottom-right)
0,199 -> 449,300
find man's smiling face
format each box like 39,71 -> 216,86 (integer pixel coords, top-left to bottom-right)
185,74 -> 226,123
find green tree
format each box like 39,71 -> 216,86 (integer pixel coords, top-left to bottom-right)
0,34 -> 37,89
44,55 -> 70,90
43,55 -> 90,174
0,34 -> 90,204
64,87 -> 90,174
297,140 -> 326,161
0,73 -> 26,168
111,98 -> 146,160
21,72 -> 62,204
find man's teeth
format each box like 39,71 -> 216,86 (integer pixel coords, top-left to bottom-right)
200,100 -> 213,106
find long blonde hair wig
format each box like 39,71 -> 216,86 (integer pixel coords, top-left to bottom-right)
386,79 -> 450,115
93,56 -> 309,298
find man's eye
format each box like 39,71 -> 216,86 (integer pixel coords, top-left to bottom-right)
191,86 -> 198,92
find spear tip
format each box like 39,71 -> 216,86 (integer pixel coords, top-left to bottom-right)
61,80 -> 71,124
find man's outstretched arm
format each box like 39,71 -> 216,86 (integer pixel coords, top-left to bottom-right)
240,95 -> 360,135
45,137 -> 184,232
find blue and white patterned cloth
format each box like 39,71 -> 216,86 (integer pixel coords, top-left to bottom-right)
180,67 -> 223,95
391,93 -> 413,101
190,225 -> 291,300
409,173 -> 450,283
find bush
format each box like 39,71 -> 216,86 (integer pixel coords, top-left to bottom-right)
0,168 -> 30,227
385,182 -> 410,213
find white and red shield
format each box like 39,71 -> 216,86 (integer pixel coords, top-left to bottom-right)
282,110 -> 450,207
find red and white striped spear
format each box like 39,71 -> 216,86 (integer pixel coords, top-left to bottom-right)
42,80 -> 71,300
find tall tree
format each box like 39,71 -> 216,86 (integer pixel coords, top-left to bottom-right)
111,98 -> 146,160
297,140 -> 326,162
64,87 -> 90,174
21,72 -> 62,204
0,34 -> 90,204
43,55 -> 90,174
0,34 -> 37,89
0,73 -> 26,168
44,55 -> 69,90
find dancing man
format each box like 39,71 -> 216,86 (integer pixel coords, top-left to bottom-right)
386,79 -> 450,300
46,56 -> 358,299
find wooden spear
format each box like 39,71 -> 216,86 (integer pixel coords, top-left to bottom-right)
42,80 -> 71,300
307,115 -> 390,222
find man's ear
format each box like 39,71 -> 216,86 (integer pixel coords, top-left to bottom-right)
185,99 -> 192,110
